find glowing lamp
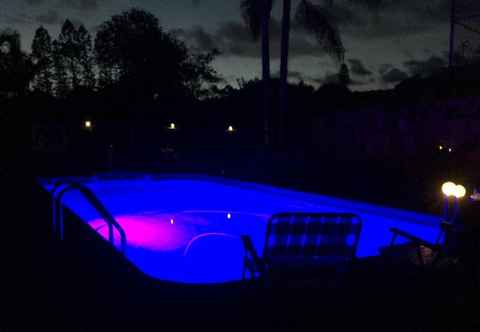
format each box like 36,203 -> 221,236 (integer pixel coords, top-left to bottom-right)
170,219 -> 174,225
453,185 -> 466,199
227,213 -> 232,220
84,120 -> 92,130
442,182 -> 457,197
438,145 -> 443,151
448,148 -> 453,153
168,123 -> 177,130
226,125 -> 236,133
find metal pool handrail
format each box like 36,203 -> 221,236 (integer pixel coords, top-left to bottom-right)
50,181 -> 127,254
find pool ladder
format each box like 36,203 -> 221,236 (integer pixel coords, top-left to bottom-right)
50,181 -> 127,254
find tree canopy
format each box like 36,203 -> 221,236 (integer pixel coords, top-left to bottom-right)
95,8 -> 220,99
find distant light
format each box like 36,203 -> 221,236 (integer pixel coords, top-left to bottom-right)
438,145 -> 443,151
84,120 -> 92,129
168,123 -> 176,130
453,185 -> 466,199
170,219 -> 174,225
226,125 -> 236,133
442,182 -> 457,197
471,189 -> 480,201
227,213 -> 232,220
448,147 -> 453,153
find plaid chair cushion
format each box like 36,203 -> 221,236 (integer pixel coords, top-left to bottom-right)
263,213 -> 362,263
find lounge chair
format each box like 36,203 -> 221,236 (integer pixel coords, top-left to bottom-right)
385,221 -> 459,267
241,212 -> 363,286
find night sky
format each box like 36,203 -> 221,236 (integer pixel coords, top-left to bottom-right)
1,0 -> 479,90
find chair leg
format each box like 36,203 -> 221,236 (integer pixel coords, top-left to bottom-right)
416,245 -> 425,266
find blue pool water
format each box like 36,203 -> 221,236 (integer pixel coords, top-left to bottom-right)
42,174 -> 441,284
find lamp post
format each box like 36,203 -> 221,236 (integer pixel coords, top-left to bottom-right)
453,184 -> 466,221
442,181 -> 456,221
442,181 -> 466,223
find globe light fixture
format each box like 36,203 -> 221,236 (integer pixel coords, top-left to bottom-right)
441,181 -> 467,223
453,184 -> 466,199
442,182 -> 457,197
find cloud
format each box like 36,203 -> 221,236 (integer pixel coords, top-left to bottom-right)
36,10 -> 62,25
25,0 -> 45,5
0,12 -> 34,24
175,25 -> 218,52
379,63 -> 393,74
380,67 -> 409,83
347,58 -> 372,76
403,55 -> 446,77
272,70 -> 305,82
58,0 -> 99,11
309,70 -> 369,87
178,18 -> 326,59
316,0 -> 455,40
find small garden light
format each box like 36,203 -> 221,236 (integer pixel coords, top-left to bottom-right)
83,120 -> 93,131
82,120 -> 93,131
226,125 -> 236,133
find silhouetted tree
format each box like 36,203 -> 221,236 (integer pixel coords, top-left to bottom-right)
338,62 -> 350,86
97,65 -> 115,89
95,8 -> 219,99
76,25 -> 96,90
52,40 -> 69,97
56,20 -> 84,91
31,26 -> 53,95
0,29 -> 37,97
238,0 -> 344,144
183,49 -> 222,98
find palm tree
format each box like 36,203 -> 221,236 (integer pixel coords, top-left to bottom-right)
279,0 -> 345,144
240,0 -> 348,145
240,0 -> 275,145
199,1 -> 388,144
245,0 -> 386,145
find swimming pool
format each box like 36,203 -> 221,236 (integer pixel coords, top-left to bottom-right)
41,174 -> 440,284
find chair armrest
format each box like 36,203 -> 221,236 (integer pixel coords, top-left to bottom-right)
240,235 -> 264,273
389,228 -> 440,251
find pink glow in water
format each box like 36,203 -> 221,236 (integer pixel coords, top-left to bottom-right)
89,214 -> 195,251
